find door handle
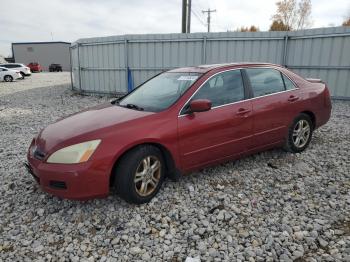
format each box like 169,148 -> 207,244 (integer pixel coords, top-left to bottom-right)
288,95 -> 299,102
236,108 -> 251,116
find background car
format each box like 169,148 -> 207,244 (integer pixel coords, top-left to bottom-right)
49,64 -> 62,72
26,63 -> 331,204
0,63 -> 31,78
0,66 -> 22,82
27,62 -> 42,72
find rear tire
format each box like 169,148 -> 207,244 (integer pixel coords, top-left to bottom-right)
4,75 -> 13,82
284,113 -> 313,153
114,145 -> 165,204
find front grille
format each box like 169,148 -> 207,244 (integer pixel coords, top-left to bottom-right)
49,181 -> 67,190
34,149 -> 46,160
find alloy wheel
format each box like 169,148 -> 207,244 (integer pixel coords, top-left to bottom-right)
292,119 -> 310,148
4,76 -> 12,82
134,156 -> 161,197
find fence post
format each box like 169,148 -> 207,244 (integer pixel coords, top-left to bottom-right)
77,43 -> 82,92
202,36 -> 207,64
69,46 -> 73,91
282,34 -> 289,67
124,39 -> 129,93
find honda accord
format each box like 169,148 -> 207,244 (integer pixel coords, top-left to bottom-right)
26,63 -> 332,204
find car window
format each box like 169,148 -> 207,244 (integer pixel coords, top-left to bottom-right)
191,70 -> 245,108
119,72 -> 201,112
282,74 -> 296,90
246,68 -> 285,97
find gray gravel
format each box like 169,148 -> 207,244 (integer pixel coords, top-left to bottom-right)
0,73 -> 350,261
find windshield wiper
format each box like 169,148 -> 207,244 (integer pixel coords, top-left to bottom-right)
125,103 -> 144,111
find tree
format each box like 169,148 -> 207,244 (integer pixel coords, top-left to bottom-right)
343,9 -> 350,26
271,0 -> 312,30
237,25 -> 260,32
270,20 -> 291,31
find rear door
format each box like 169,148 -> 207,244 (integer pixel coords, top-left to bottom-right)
245,68 -> 298,148
244,68 -> 299,149
178,69 -> 253,170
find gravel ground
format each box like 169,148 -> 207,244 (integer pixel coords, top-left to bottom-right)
0,73 -> 349,261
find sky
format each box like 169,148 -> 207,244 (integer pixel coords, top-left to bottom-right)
0,0 -> 349,56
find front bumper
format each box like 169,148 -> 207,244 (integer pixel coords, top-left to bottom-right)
24,69 -> 31,76
26,153 -> 110,200
15,73 -> 22,79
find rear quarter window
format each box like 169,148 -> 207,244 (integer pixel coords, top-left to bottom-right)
282,74 -> 296,90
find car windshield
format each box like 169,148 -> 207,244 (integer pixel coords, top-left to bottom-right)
118,72 -> 201,112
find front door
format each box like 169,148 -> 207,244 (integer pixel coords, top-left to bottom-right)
178,69 -> 253,171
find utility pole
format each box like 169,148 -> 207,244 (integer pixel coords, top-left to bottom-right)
182,0 -> 187,33
202,9 -> 216,32
186,0 -> 192,33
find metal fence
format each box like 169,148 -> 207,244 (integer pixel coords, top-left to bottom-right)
70,26 -> 350,99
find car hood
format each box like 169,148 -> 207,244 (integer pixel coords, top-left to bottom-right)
36,103 -> 153,153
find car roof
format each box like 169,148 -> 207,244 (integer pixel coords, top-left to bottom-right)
0,63 -> 23,66
168,62 -> 283,73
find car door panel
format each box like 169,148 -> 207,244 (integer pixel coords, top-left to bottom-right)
245,68 -> 301,149
177,69 -> 253,171
178,101 -> 253,170
251,92 -> 292,148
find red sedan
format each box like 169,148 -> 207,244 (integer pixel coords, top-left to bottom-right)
26,63 -> 331,204
27,62 -> 42,72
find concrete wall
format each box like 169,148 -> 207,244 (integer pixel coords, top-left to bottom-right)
12,42 -> 71,71
71,27 -> 350,99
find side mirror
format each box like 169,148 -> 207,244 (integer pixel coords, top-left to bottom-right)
189,99 -> 212,113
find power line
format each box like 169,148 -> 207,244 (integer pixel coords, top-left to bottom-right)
191,9 -> 206,27
212,11 -> 230,32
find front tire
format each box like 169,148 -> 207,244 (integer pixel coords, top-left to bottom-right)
114,145 -> 165,204
284,113 -> 313,153
4,75 -> 13,82
20,72 -> 25,79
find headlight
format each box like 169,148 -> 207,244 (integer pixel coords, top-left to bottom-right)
47,140 -> 101,164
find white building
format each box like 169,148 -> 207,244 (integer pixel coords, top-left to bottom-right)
12,41 -> 71,71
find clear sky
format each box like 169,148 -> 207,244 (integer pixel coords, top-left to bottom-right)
0,0 -> 349,56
